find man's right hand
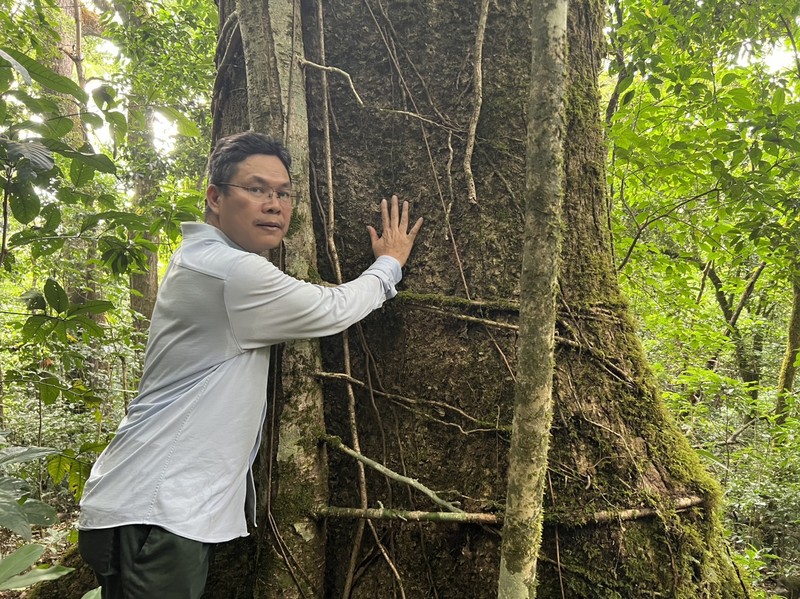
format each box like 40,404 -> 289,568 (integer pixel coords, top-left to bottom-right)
367,195 -> 424,267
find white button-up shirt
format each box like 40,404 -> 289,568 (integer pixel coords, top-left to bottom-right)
79,222 -> 401,543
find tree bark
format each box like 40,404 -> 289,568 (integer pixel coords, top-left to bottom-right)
497,0 -> 567,596
776,278 -> 800,425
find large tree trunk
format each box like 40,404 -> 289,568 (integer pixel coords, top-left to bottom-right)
204,0 -> 748,597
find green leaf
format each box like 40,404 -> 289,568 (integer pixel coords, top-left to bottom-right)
46,454 -> 72,486
43,279 -> 69,313
0,495 -> 31,540
0,545 -> 43,583
68,461 -> 91,498
0,477 -> 28,496
67,314 -> 104,339
31,237 -> 66,260
159,106 -> 200,137
0,48 -> 87,102
82,587 -> 102,599
37,374 -> 61,405
67,300 -> 114,316
4,140 -> 54,172
92,85 -> 116,110
69,158 -> 95,186
0,49 -> 31,85
726,88 -> 753,110
40,139 -> 116,174
0,564 -> 74,590
52,320 -> 68,345
40,204 -> 62,233
771,88 -> 786,114
0,446 -> 58,468
80,112 -> 103,130
9,189 -> 41,224
20,499 -> 57,527
43,116 -> 74,138
78,441 -> 108,454
21,314 -> 54,342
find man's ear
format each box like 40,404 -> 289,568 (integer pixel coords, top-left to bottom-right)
206,184 -> 222,215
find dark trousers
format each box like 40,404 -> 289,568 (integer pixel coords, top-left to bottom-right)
79,525 -> 212,599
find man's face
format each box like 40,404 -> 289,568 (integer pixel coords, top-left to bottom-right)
206,154 -> 293,254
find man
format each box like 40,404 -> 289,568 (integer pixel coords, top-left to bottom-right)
78,131 -> 423,598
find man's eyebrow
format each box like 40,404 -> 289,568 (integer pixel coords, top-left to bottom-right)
243,175 -> 292,189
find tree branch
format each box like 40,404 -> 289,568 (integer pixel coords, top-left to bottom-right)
321,434 -> 465,514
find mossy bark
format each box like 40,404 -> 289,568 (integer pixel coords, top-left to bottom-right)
498,0 -> 567,596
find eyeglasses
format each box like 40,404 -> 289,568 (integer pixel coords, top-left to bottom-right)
217,182 -> 296,205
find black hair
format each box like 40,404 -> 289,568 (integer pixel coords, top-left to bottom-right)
207,131 -> 292,185
205,131 -> 292,218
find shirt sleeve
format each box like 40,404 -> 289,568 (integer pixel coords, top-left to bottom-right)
224,254 -> 403,349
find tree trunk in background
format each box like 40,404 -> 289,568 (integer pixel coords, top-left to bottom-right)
498,0 -> 567,595
776,278 -> 800,425
52,0 -> 103,315
205,0 -> 748,597
108,0 -> 161,334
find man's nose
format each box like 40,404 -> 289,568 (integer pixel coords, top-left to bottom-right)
260,196 -> 282,211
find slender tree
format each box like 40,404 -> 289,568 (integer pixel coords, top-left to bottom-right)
498,0 -> 567,595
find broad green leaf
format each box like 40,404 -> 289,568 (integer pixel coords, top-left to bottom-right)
43,116 -> 75,138
46,454 -> 72,485
51,320 -> 68,344
0,48 -> 87,102
5,140 -> 54,172
20,499 -> 57,527
106,111 -> 128,145
91,85 -> 116,109
80,112 -> 103,130
68,461 -> 91,498
21,314 -> 54,342
0,496 -> 31,540
82,587 -> 102,599
0,545 -> 43,583
67,300 -> 114,316
40,204 -> 62,232
726,88 -> 753,110
159,106 -> 200,137
0,446 -> 58,468
771,88 -> 785,115
40,139 -> 116,174
68,314 -> 105,339
617,75 -> 634,94
0,477 -> 28,496
43,278 -> 69,313
0,49 -> 31,85
78,441 -> 108,454
0,564 -> 74,590
37,374 -> 61,405
9,188 -> 41,224
31,238 -> 66,260
69,158 -> 95,186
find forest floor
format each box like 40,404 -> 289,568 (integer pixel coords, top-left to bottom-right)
0,510 -> 77,599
